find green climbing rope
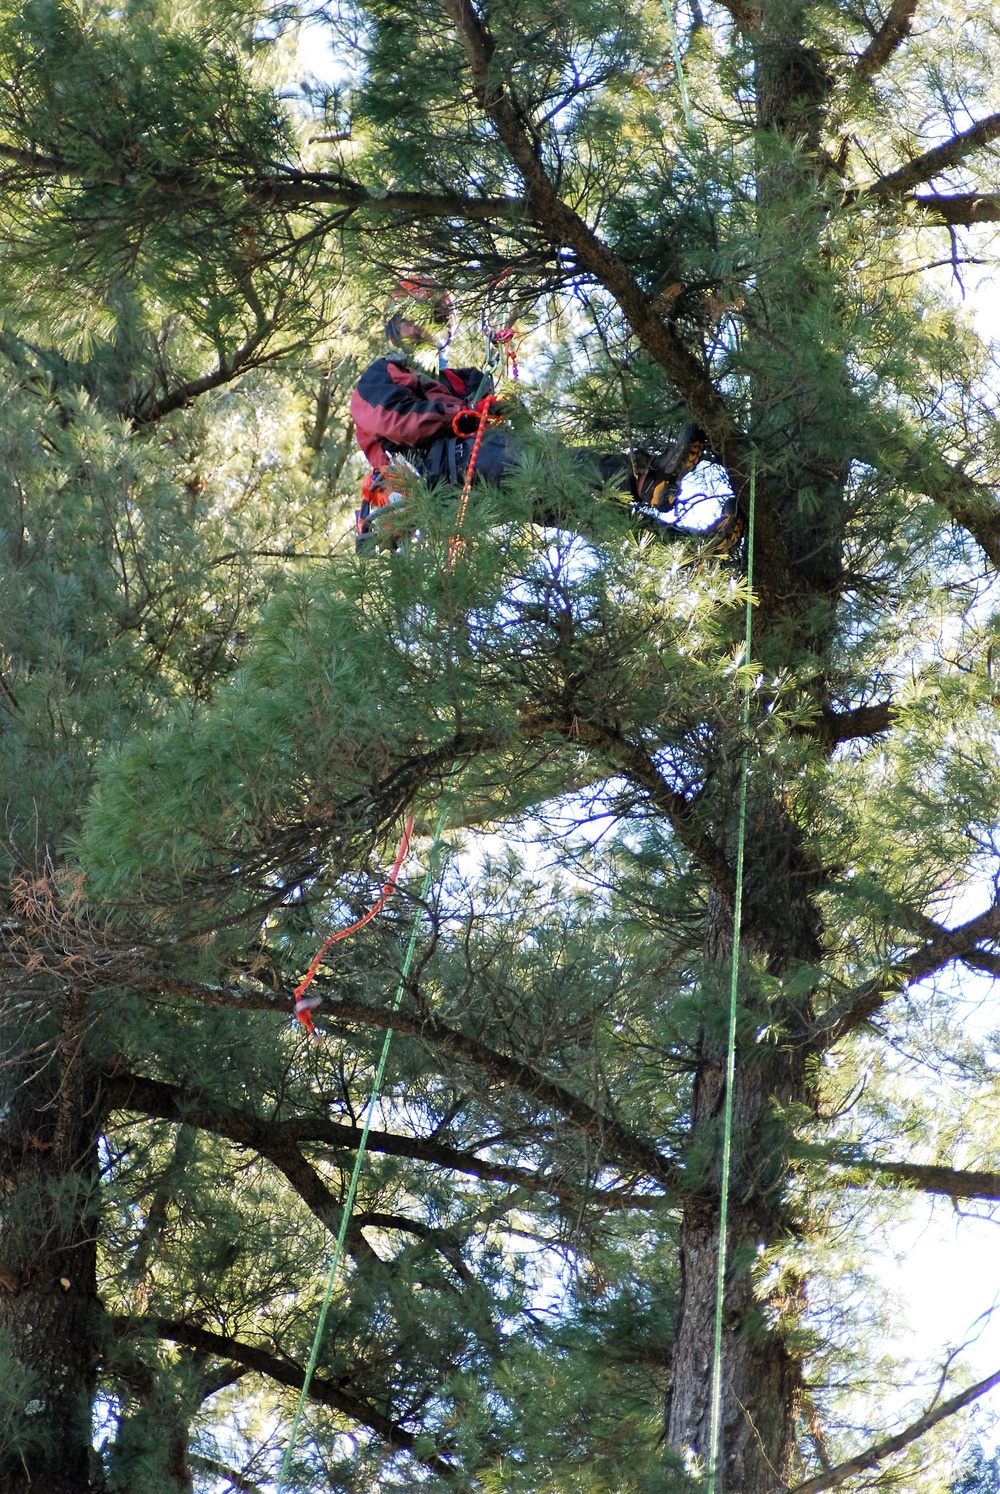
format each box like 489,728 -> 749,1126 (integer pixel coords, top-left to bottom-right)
275,804 -> 450,1494
662,1 -> 695,137
707,452 -> 756,1494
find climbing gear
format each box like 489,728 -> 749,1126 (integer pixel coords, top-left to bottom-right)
292,816 -> 415,1037
635,422 -> 706,513
481,272 -> 522,385
355,456 -> 422,554
277,805 -> 451,1494
452,398 -> 504,438
447,393 -> 496,567
707,450 -> 757,1494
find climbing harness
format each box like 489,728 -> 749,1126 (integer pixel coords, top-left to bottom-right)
706,450 -> 756,1494
277,806 -> 450,1494
292,815 -> 415,1037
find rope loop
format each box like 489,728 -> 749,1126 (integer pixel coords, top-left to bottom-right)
446,395 -> 495,568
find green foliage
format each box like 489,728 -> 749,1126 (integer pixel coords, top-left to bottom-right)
4,0 -> 1000,1489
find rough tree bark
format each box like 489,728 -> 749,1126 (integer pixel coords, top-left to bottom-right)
666,4 -> 847,1484
0,989 -> 103,1494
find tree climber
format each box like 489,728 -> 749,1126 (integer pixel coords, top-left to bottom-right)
351,276 -> 742,554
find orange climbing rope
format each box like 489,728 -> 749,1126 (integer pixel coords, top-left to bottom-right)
447,394 -> 496,567
293,815 -> 415,1037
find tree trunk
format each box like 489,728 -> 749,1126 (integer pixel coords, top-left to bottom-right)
664,11 -> 852,1477
0,989 -> 102,1493
666,789 -> 825,1487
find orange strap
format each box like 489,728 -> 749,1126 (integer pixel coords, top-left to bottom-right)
293,816 -> 415,1037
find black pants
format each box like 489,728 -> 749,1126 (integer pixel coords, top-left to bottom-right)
403,432 -> 637,520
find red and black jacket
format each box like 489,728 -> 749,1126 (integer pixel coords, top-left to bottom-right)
351,355 -> 489,468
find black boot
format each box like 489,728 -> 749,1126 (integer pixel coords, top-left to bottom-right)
635,422 -> 707,512
702,498 -> 744,556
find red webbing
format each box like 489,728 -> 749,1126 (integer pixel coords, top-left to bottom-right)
293,815 -> 415,1037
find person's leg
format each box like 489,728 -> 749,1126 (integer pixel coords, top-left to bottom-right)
453,428 -> 743,553
359,426 -> 742,554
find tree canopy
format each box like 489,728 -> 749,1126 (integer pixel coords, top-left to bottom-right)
3,1 -> 1000,1492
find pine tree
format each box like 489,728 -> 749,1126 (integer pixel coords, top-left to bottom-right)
4,0 -> 1000,1491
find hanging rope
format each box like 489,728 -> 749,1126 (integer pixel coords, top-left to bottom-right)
447,393 -> 496,568
276,804 -> 450,1494
706,451 -> 756,1494
662,1 -> 696,137
293,816 -> 415,1037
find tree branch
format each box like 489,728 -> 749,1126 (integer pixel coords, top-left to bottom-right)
107,977 -> 682,1192
811,898 -> 1000,1049
707,0 -> 762,27
780,1366 -> 1000,1494
811,701 -> 894,748
869,417 -> 1000,570
911,192 -> 1000,226
522,708 -> 735,897
252,175 -> 525,223
120,1316 -> 457,1479
853,1158 -> 1000,1202
131,334 -> 297,425
189,1454 -> 265,1494
855,0 -> 919,79
864,113 -> 1000,199
0,144 -> 523,224
103,1068 -> 660,1212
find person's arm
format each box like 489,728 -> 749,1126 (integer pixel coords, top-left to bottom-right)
352,359 -> 464,450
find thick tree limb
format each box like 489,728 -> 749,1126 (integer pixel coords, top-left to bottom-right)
811,898 -> 1000,1049
121,1316 -> 457,1478
523,708 -> 735,897
869,418 -> 1000,570
0,143 -> 522,223
253,175 -> 525,222
853,1158 -> 1000,1202
912,192 -> 1000,225
781,1366 -> 1000,1494
108,975 -> 682,1191
855,0 -> 919,79
864,113 -> 1000,199
710,0 -> 762,29
103,1068 -> 660,1211
812,701 -> 894,747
